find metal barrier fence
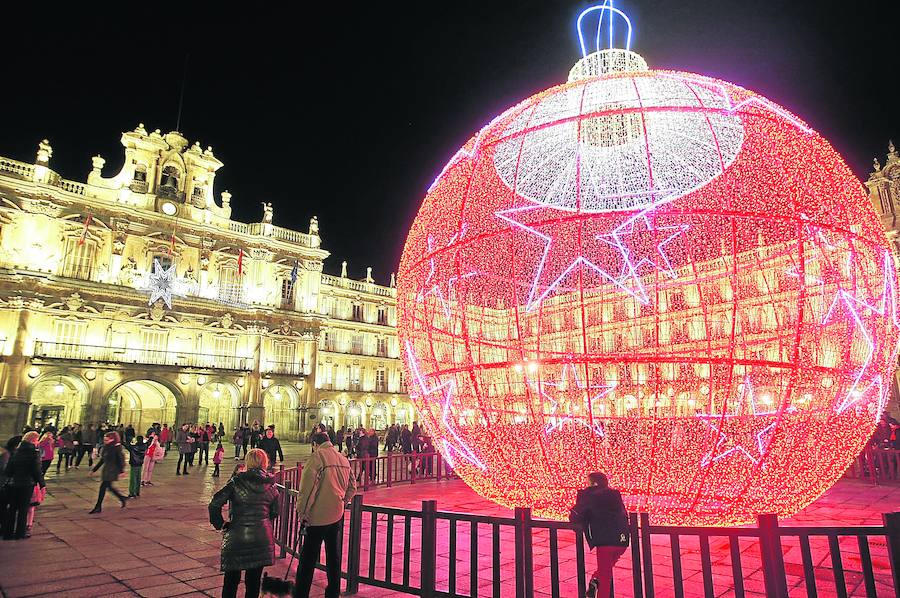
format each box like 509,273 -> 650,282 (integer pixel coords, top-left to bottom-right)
273,451 -> 456,491
845,448 -> 900,485
271,487 -> 900,597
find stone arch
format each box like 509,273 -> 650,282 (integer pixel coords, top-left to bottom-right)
27,370 -> 91,429
105,377 -> 183,432
262,383 -> 301,440
370,400 -> 389,431
346,400 -> 365,430
317,399 -> 338,430
198,378 -> 241,432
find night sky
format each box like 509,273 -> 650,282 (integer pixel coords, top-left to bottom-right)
1,1 -> 897,282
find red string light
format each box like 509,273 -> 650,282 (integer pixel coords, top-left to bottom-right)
397,68 -> 900,525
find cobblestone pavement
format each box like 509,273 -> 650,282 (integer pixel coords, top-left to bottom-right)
0,444 -> 898,597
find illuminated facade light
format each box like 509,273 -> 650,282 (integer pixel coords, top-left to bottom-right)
397,4 -> 900,525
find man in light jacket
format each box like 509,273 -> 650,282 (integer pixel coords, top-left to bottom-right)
294,432 -> 356,598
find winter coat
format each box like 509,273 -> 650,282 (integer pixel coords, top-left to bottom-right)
175,429 -> 193,454
213,448 -> 224,465
296,441 -> 356,526
400,429 -> 412,453
366,436 -> 378,459
92,443 -> 126,482
123,441 -> 148,467
569,485 -> 629,549
256,436 -> 284,467
4,441 -> 46,489
355,435 -> 369,460
82,429 -> 95,446
208,468 -> 279,572
58,432 -> 74,454
38,439 -> 55,461
232,429 -> 243,445
159,427 -> 170,443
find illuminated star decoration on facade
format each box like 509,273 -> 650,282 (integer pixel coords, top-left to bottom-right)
147,259 -> 178,309
538,363 -> 615,437
405,340 -> 486,470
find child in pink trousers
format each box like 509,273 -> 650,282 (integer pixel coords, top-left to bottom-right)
212,442 -> 224,477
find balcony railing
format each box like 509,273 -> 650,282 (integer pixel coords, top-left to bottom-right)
33,341 -> 252,371
263,361 -> 309,376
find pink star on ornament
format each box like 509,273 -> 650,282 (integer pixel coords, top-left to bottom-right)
496,205 -> 655,311
697,414 -> 778,467
823,253 -> 900,414
416,225 -> 476,321
404,341 -> 486,470
600,210 -> 689,296
536,363 -> 615,437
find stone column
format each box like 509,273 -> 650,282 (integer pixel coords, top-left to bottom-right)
0,301 -> 34,437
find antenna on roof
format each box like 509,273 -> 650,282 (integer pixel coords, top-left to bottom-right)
175,54 -> 191,132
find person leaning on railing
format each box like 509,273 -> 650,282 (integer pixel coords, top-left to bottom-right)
569,472 -> 629,598
294,432 -> 357,598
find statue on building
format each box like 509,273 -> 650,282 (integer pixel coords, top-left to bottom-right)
365,266 -> 374,283
341,261 -> 348,278
309,216 -> 319,236
118,256 -> 137,285
261,202 -> 274,224
36,139 -> 52,165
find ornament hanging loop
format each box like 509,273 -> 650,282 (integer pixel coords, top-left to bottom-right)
577,1 -> 634,57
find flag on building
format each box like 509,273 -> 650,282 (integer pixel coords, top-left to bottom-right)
78,214 -> 92,245
238,248 -> 244,275
290,260 -> 298,283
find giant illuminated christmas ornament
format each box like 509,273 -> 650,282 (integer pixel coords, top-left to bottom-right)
397,2 -> 900,525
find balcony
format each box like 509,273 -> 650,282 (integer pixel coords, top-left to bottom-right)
263,361 -> 309,376
33,341 -> 252,371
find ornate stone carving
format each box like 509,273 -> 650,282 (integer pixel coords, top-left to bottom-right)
250,248 -> 272,261
149,300 -> 166,321
221,313 -> 233,329
65,293 -> 84,311
261,202 -> 273,224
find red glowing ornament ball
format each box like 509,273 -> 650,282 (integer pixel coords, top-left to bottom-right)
396,5 -> 900,525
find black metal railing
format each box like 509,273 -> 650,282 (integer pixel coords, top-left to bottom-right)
32,340 -> 252,371
845,447 -> 900,485
263,361 -> 308,376
271,468 -> 900,597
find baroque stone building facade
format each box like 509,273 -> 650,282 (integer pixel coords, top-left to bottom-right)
0,126 -> 411,440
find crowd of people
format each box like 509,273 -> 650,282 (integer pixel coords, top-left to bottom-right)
1,414 -> 633,598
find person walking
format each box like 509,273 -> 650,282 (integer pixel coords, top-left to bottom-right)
3,432 -> 45,540
212,442 -> 224,477
76,424 -> 95,468
256,428 -> 284,472
208,448 -> 279,598
175,423 -> 193,475
365,428 -> 378,483
294,432 -> 356,598
249,422 -> 262,449
89,431 -> 127,514
142,433 -> 162,487
569,472 -> 630,598
199,425 -> 211,466
56,426 -> 74,473
241,423 -> 250,458
122,435 -> 148,498
232,427 -> 243,460
218,422 -> 225,441
37,432 -> 55,474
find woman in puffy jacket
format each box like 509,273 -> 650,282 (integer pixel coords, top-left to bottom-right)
208,448 -> 279,598
3,432 -> 46,540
